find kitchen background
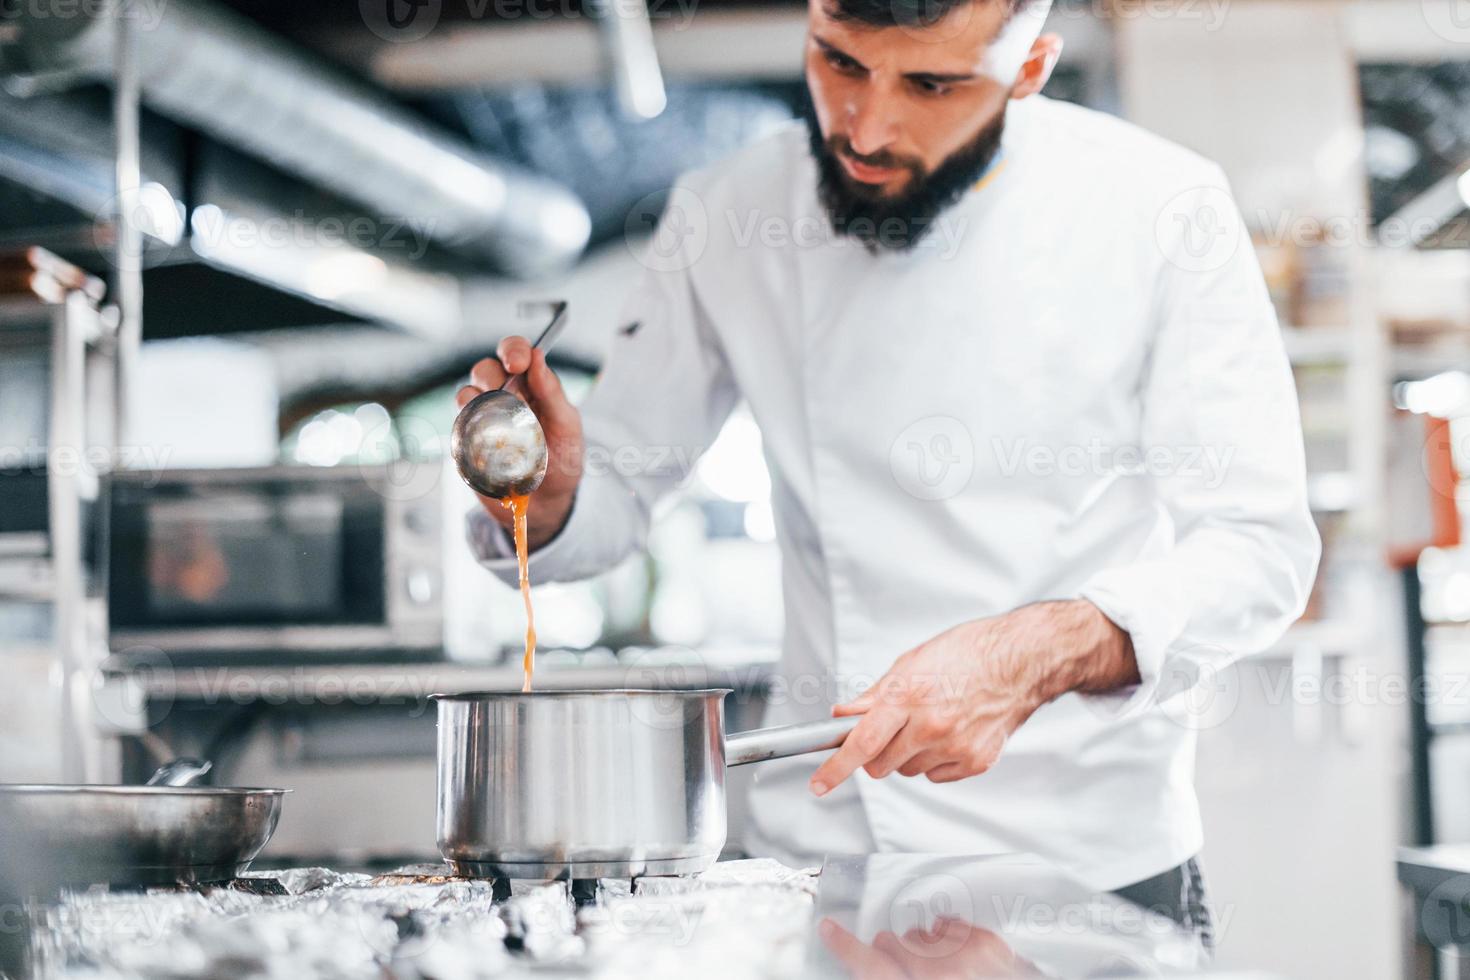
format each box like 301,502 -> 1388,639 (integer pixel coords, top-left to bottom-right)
3,0 -> 1470,976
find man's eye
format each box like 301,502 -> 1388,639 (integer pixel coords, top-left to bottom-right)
912,79 -> 952,97
826,51 -> 863,74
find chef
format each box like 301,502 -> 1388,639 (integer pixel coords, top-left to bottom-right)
460,0 -> 1319,942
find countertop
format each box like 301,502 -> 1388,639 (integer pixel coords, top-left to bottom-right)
1398,844 -> 1470,953
14,854 -> 1220,979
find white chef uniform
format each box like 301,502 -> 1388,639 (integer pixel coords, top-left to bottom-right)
468,94 -> 1320,890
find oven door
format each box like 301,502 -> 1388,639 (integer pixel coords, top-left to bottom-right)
108,466 -> 439,655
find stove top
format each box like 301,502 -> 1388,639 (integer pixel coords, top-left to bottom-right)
15,855 -> 1210,978
23,859 -> 820,979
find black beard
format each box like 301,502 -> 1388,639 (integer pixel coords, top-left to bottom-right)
805,102 -> 1007,253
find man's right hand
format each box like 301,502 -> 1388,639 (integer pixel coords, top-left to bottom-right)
457,335 -> 584,551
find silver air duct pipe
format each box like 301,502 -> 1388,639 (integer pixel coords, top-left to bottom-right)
0,0 -> 591,278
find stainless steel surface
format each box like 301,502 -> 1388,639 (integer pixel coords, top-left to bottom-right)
450,302 -> 568,500
145,758 -> 211,787
433,690 -> 852,879
0,0 -> 591,276
724,717 -> 859,766
803,854 -> 1208,978
0,784 -> 287,886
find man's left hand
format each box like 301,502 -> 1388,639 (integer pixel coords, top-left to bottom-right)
809,599 -> 1137,795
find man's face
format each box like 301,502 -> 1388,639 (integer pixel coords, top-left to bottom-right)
804,0 -> 1014,202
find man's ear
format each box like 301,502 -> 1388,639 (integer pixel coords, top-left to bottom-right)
1011,33 -> 1063,99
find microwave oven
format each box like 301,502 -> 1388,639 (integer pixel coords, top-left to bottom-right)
107,465 -> 442,655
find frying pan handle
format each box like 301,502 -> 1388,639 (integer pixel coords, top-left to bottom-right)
724,716 -> 860,767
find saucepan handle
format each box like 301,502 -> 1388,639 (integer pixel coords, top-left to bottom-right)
724,716 -> 860,767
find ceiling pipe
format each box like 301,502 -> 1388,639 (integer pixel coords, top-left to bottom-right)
0,0 -> 591,277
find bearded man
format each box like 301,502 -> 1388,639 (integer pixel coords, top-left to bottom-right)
460,0 -> 1320,946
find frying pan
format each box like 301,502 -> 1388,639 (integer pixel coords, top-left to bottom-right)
0,764 -> 287,890
433,689 -> 857,879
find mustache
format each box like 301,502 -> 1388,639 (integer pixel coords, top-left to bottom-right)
806,100 -> 1007,253
828,137 -> 923,179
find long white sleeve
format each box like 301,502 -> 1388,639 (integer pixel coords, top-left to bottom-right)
467,184 -> 741,586
1078,170 -> 1322,711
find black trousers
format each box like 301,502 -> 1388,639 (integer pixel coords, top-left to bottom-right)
1111,857 -> 1214,951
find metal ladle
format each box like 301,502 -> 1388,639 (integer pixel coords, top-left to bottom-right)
145,757 -> 213,787
450,301 -> 569,500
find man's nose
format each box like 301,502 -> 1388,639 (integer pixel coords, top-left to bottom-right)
845,93 -> 897,157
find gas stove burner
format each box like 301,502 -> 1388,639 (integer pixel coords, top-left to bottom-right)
183,877 -> 288,897
367,863 -> 468,886
81,876 -> 289,897
569,879 -> 599,907
368,862 -> 681,901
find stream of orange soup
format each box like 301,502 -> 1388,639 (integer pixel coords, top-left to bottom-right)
500,493 -> 536,692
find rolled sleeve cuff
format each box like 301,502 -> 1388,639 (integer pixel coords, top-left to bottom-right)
1077,564 -> 1190,718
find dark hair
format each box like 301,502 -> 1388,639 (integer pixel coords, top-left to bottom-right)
826,0 -> 1035,29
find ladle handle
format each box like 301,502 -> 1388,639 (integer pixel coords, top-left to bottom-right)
146,757 -> 213,787
500,300 -> 569,394
724,716 -> 860,767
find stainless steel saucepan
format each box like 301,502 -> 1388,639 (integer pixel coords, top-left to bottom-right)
432,689 -> 857,879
